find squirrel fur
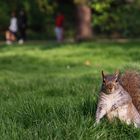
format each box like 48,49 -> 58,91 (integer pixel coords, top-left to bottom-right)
120,71 -> 140,113
95,70 -> 140,127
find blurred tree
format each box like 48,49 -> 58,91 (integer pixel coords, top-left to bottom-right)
91,0 -> 140,38
74,0 -> 93,41
36,0 -> 93,41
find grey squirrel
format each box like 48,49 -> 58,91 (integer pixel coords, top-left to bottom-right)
95,70 -> 140,127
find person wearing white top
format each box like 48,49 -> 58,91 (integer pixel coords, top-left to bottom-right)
5,12 -> 18,45
9,17 -> 18,33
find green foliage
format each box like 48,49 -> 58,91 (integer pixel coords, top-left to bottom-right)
116,5 -> 140,37
91,0 -> 140,37
0,0 -> 55,32
0,0 -> 76,38
36,0 -> 57,14
0,2 -> 9,31
0,0 -> 140,38
0,41 -> 140,139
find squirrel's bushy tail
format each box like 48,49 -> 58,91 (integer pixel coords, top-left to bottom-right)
120,71 -> 140,113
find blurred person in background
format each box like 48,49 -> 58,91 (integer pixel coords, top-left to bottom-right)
5,11 -> 18,45
18,9 -> 27,44
54,12 -> 64,42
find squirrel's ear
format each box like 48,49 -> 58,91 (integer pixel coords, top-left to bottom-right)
115,70 -> 119,77
102,70 -> 105,78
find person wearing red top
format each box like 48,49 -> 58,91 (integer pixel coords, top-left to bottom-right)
54,12 -> 64,42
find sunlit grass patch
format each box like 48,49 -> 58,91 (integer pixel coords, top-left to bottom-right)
0,40 -> 140,139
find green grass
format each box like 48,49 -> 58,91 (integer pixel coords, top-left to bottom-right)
0,40 -> 140,140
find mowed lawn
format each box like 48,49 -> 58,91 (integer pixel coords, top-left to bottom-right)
0,40 -> 140,140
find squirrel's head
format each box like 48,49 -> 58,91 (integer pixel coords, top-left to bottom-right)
101,70 -> 120,94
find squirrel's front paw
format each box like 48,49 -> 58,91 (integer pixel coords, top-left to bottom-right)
94,122 -> 98,127
94,120 -> 100,127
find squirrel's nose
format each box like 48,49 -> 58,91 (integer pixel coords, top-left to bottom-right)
107,84 -> 113,90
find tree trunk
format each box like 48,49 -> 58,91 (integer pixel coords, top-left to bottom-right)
76,4 -> 93,41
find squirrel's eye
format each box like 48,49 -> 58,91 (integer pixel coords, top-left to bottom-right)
115,79 -> 118,82
103,79 -> 105,83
